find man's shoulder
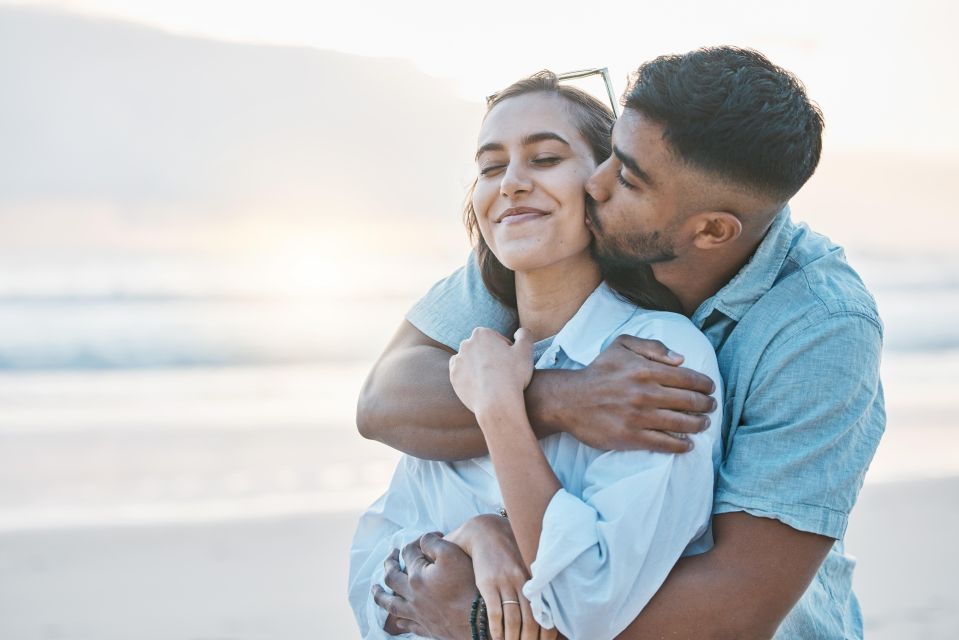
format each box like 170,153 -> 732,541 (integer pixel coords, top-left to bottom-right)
754,224 -> 882,333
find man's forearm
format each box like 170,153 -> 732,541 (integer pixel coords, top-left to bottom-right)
615,512 -> 832,640
357,340 -> 488,460
356,322 -> 567,460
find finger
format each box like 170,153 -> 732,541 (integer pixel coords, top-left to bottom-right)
613,334 -> 684,365
418,530 -> 456,563
401,537 -> 432,574
371,583 -> 415,621
519,595 -> 538,640
648,409 -> 712,434
502,594 -> 522,640
636,406 -> 713,433
539,625 -> 558,640
475,581 -> 497,639
513,327 -> 533,348
644,385 -> 718,414
475,327 -> 512,345
383,549 -> 413,598
624,357 -> 717,395
626,429 -> 696,454
391,615 -> 428,636
483,591 -> 504,640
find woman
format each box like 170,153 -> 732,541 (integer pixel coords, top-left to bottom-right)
349,72 -> 723,640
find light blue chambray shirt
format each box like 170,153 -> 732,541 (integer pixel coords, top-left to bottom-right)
404,206 -> 885,639
350,283 -> 724,640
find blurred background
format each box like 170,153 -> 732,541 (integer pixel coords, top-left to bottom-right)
0,1 -> 956,638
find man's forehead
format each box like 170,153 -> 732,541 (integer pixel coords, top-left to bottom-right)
613,110 -> 674,180
613,109 -> 662,153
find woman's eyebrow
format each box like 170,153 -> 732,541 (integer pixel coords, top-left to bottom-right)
521,131 -> 570,147
475,132 -> 571,160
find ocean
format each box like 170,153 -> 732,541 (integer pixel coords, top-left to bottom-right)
1,249 -> 957,531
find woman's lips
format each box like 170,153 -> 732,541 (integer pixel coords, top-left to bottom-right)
500,212 -> 546,225
497,207 -> 549,224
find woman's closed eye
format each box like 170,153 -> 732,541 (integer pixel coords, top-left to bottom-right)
479,155 -> 562,177
479,163 -> 506,177
531,155 -> 562,167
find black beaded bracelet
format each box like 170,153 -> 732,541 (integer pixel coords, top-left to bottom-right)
469,594 -> 481,640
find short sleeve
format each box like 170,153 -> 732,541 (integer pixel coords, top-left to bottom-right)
713,312 -> 885,539
405,252 -> 517,350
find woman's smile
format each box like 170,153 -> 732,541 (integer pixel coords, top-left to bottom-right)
496,206 -> 550,225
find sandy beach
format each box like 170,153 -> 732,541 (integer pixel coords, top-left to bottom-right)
0,359 -> 957,639
0,476 -> 956,639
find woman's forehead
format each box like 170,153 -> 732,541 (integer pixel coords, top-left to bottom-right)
479,93 -> 582,144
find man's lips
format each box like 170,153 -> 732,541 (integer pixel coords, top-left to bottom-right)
496,207 -> 549,224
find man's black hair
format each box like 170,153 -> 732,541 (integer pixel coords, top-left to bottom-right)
624,46 -> 825,203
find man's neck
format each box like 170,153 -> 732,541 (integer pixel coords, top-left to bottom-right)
515,253 -> 602,342
655,238 -> 763,317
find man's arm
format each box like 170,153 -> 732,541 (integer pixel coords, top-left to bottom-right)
617,512 -> 832,639
356,321 -> 717,460
375,511 -> 832,640
356,321 -> 486,460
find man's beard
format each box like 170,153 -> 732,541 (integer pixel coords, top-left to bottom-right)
586,199 -> 678,270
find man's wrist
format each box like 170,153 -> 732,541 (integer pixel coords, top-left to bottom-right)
526,369 -> 575,438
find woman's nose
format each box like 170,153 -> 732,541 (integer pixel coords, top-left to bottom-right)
500,162 -> 532,199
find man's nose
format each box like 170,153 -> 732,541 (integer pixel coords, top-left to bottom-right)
500,163 -> 532,199
586,159 -> 612,202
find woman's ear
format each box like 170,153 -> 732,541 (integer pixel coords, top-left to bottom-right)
689,211 -> 743,250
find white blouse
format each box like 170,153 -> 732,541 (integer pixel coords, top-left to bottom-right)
348,282 -> 724,640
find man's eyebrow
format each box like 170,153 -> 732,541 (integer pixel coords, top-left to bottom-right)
475,132 -> 570,160
613,145 -> 655,187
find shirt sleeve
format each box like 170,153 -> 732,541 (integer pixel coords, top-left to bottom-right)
522,326 -> 724,640
347,458 -> 433,640
713,311 -> 885,539
405,251 -> 517,350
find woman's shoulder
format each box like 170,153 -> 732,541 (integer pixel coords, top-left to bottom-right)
610,306 -> 717,370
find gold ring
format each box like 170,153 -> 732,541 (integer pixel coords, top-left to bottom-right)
501,600 -> 521,606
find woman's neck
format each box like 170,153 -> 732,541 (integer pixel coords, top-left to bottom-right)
515,251 -> 602,342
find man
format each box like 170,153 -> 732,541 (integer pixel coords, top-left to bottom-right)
357,47 -> 884,639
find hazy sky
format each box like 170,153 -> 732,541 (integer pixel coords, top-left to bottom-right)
8,0 -> 957,156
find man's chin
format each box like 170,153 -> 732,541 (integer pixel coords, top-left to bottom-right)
591,242 -> 640,271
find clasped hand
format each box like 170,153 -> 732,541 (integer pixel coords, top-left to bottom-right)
449,327 -> 534,417
373,515 -> 557,640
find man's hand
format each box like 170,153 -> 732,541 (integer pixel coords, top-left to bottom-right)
529,335 -> 717,453
372,533 -> 477,640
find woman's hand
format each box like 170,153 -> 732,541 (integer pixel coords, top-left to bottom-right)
446,514 -> 558,640
449,327 -> 534,417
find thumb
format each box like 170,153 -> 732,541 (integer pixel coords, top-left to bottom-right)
513,327 -> 533,353
616,334 -> 684,365
418,531 -> 454,563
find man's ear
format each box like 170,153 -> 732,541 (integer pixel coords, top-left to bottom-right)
689,212 -> 743,250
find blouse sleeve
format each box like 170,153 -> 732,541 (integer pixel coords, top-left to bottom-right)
348,457 -> 434,640
522,322 -> 723,640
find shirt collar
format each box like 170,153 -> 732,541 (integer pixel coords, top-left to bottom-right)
691,204 -> 798,326
536,282 -> 639,369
